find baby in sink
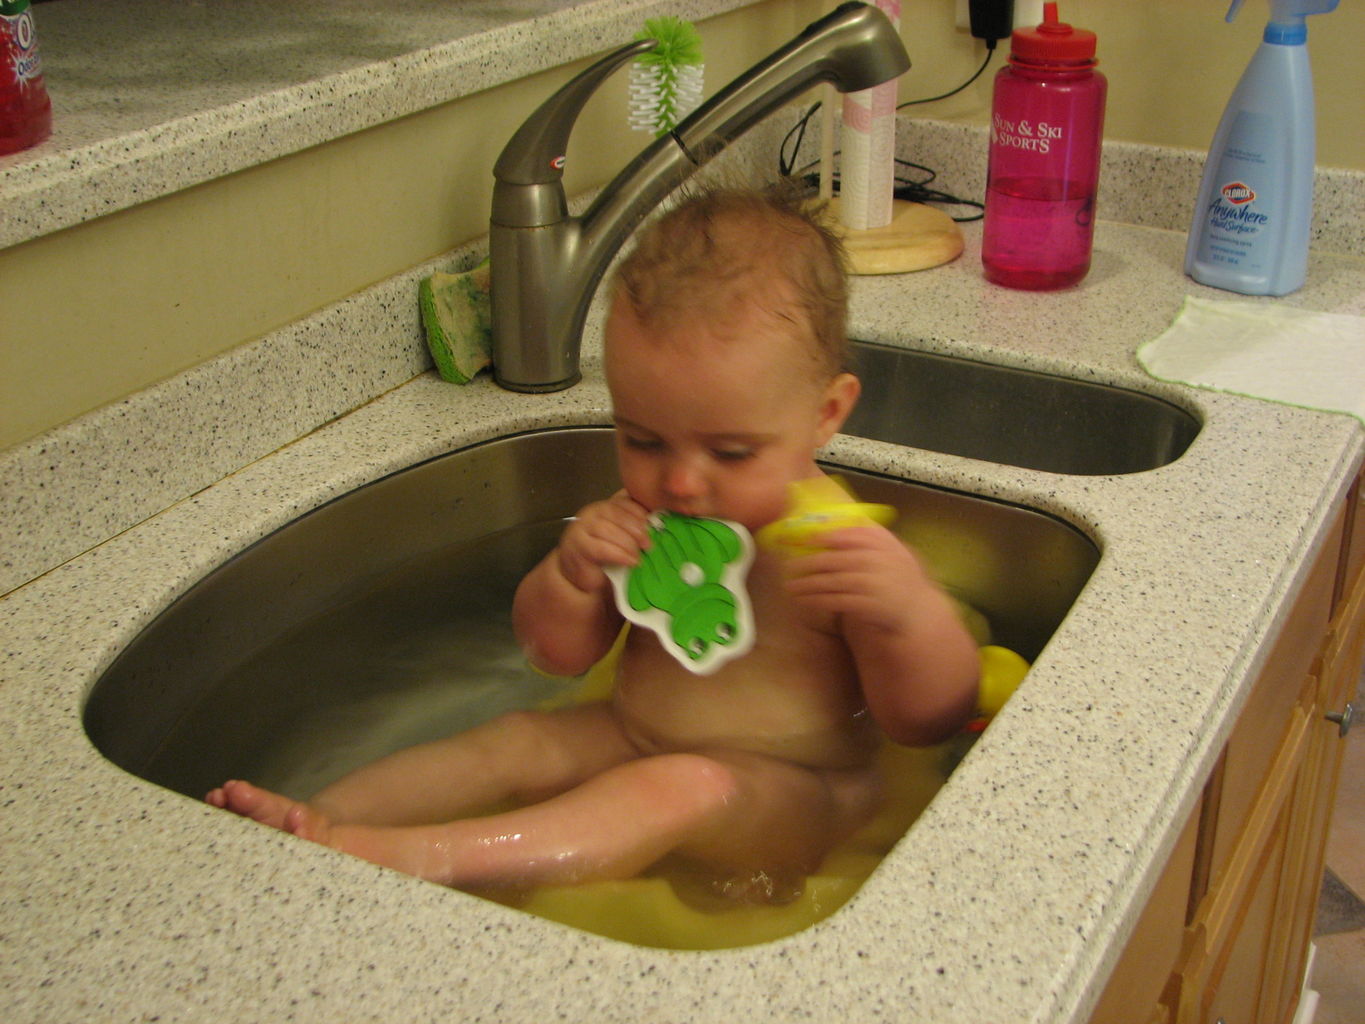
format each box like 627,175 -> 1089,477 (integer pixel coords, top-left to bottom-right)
208,184 -> 979,899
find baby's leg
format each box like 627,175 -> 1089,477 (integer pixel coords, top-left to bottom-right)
286,752 -> 746,888
291,702 -> 641,827
670,749 -> 883,876
287,750 -> 880,892
207,701 -> 641,833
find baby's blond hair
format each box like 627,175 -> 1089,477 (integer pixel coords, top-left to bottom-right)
610,184 -> 850,381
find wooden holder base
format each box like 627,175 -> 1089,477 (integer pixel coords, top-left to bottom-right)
814,198 -> 965,276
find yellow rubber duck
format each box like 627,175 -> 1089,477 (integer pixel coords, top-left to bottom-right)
756,476 -> 896,555
965,644 -> 1030,732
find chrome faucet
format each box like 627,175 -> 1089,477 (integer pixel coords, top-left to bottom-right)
488,1 -> 910,392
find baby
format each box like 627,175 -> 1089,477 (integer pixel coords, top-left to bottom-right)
208,185 -> 980,897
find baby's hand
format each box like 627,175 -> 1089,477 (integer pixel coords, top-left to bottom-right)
556,490 -> 653,595
781,524 -> 929,634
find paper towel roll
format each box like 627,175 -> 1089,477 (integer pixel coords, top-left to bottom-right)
840,0 -> 900,231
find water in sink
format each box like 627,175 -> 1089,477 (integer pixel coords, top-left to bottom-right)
145,522 -> 575,802
85,427 -> 1097,948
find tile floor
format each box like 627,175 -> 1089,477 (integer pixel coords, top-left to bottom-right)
1310,667 -> 1365,1024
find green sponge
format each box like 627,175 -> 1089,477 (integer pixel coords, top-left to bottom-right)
418,259 -> 492,383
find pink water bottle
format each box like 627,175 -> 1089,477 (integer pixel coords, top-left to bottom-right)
981,2 -> 1106,290
0,0 -> 52,156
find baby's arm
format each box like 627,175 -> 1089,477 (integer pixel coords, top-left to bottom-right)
784,526 -> 980,746
512,489 -> 652,676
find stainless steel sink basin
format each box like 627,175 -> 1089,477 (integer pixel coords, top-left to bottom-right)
84,425 -> 1098,844
844,341 -> 1201,475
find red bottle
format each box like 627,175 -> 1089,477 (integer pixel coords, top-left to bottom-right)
981,2 -> 1107,290
1,0 -> 51,156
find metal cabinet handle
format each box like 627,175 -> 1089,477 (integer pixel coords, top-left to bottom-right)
1326,701 -> 1355,738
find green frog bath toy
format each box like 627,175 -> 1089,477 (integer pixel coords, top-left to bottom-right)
607,512 -> 755,675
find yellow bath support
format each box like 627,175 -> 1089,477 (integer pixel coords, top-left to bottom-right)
518,738 -> 946,950
521,638 -> 1030,950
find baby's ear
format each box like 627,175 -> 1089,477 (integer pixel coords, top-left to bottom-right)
814,372 -> 861,445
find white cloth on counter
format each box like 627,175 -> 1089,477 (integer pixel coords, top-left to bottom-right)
1138,296 -> 1365,426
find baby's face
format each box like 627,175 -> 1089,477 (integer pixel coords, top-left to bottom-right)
604,297 -> 855,532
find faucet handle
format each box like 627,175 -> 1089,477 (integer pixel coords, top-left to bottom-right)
493,39 -> 657,187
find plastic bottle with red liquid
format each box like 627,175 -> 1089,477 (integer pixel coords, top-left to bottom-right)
1,0 -> 52,156
981,2 -> 1107,290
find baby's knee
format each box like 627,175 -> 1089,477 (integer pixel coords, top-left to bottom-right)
829,767 -> 885,836
639,753 -> 742,814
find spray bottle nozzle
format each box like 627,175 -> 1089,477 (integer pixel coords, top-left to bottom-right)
1225,0 -> 1340,43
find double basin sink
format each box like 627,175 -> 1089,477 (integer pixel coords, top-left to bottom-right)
846,340 -> 1199,475
83,341 -> 1199,937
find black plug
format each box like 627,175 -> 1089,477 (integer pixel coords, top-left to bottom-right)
968,0 -> 1014,42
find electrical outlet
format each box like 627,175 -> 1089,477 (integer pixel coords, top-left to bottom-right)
956,0 -> 1045,32
955,0 -> 1016,40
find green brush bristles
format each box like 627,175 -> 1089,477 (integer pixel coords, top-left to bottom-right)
630,17 -> 704,137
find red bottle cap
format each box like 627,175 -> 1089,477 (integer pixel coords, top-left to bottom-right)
1011,2 -> 1098,63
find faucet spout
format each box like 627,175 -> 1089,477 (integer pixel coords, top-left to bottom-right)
489,1 -> 910,393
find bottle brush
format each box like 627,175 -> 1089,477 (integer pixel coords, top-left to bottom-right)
629,16 -> 704,136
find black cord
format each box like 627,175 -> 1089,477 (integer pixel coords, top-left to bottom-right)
891,159 -> 984,221
778,100 -> 822,179
897,39 -> 997,109
777,43 -> 999,222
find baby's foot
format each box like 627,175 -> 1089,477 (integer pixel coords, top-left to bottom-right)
207,782 -> 399,869
280,801 -> 335,845
206,779 -> 304,832
208,780 -> 452,884
208,781 -> 354,864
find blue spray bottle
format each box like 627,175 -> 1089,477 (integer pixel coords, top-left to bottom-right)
1185,0 -> 1339,296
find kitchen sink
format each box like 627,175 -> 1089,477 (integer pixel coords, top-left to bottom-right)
85,426 -> 1097,801
83,426 -> 1097,946
844,340 -> 1201,475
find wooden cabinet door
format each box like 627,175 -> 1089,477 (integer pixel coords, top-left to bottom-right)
1095,475 -> 1361,1024
1207,514 -> 1341,893
1196,799 -> 1291,1024
1087,800 -> 1200,1024
1172,676 -> 1314,1024
1261,547 -> 1365,1022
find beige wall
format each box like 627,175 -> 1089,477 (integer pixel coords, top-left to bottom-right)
898,0 -> 1363,168
2,0 -> 1360,450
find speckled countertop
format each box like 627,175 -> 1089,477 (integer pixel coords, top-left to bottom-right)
0,0 -> 758,248
2,212 -> 1362,1022
3,3 -> 1365,1022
